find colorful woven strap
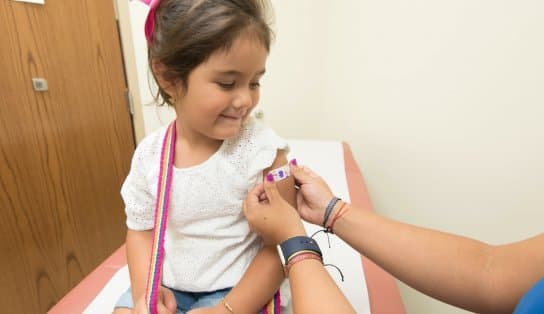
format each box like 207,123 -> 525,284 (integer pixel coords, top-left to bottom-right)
145,121 -> 176,314
145,120 -> 281,313
263,291 -> 281,314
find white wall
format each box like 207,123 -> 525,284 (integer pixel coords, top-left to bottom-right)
128,2 -> 176,133
127,1 -> 544,313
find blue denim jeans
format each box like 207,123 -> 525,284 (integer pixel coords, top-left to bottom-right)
115,287 -> 231,314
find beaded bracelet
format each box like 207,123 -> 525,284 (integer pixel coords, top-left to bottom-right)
326,201 -> 349,233
286,252 -> 323,275
322,197 -> 341,227
286,249 -> 321,264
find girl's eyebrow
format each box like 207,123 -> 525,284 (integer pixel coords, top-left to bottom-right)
213,69 -> 266,76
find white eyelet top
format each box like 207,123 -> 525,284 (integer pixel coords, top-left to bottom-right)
121,117 -> 288,292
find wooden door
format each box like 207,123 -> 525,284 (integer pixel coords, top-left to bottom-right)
0,1 -> 135,313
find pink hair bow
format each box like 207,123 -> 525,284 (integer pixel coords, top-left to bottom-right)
135,0 -> 161,43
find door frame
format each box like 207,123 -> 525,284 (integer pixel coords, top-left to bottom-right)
114,0 -> 145,143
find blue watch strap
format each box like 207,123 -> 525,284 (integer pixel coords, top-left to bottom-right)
279,236 -> 322,265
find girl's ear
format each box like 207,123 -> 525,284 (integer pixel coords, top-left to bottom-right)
151,59 -> 183,99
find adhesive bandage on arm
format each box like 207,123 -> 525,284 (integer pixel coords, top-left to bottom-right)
267,164 -> 291,182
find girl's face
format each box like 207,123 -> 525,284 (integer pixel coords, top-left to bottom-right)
174,35 -> 267,141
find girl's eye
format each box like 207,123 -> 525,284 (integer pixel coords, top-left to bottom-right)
217,82 -> 235,89
250,82 -> 261,89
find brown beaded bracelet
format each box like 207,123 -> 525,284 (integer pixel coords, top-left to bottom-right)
327,202 -> 350,234
286,252 -> 323,276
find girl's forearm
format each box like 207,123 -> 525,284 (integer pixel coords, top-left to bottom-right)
224,245 -> 284,313
126,229 -> 154,302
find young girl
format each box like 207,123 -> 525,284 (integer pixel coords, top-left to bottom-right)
113,1 -> 295,313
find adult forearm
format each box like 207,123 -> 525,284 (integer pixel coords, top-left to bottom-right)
289,259 -> 355,313
224,245 -> 284,313
126,229 -> 154,302
334,207 -> 495,313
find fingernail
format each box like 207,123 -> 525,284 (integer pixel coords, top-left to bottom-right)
266,173 -> 274,182
290,158 -> 298,166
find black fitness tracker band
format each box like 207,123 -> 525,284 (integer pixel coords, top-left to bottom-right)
278,236 -> 322,265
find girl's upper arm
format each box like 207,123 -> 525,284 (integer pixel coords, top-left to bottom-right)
263,149 -> 297,208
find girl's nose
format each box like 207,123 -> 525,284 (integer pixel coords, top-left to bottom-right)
234,87 -> 254,108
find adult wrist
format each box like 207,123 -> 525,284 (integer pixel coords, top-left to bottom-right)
326,201 -> 350,233
277,223 -> 306,244
322,197 -> 341,227
286,252 -> 323,275
319,193 -> 336,212
276,236 -> 323,278
277,236 -> 322,266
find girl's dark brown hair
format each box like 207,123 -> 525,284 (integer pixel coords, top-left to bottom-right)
148,0 -> 273,106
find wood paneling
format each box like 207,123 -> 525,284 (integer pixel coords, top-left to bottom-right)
0,1 -> 135,312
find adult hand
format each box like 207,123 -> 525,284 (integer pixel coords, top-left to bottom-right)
244,178 -> 306,245
133,286 -> 177,314
290,163 -> 335,226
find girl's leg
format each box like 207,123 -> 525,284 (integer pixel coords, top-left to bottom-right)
113,287 -> 195,314
172,290 -> 198,313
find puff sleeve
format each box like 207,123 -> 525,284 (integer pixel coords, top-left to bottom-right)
246,121 -> 289,188
120,139 -> 156,231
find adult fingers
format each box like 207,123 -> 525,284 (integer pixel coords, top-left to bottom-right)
290,163 -> 319,186
258,191 -> 268,202
246,183 -> 265,206
296,189 -> 306,210
263,174 -> 281,201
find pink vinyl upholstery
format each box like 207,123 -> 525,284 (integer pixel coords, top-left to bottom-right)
343,143 -> 405,314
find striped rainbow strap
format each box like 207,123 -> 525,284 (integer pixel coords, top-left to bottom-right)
146,121 -> 176,314
145,121 -> 281,313
263,291 -> 281,314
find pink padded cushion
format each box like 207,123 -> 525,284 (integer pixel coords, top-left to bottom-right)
48,246 -> 126,314
343,143 -> 405,314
